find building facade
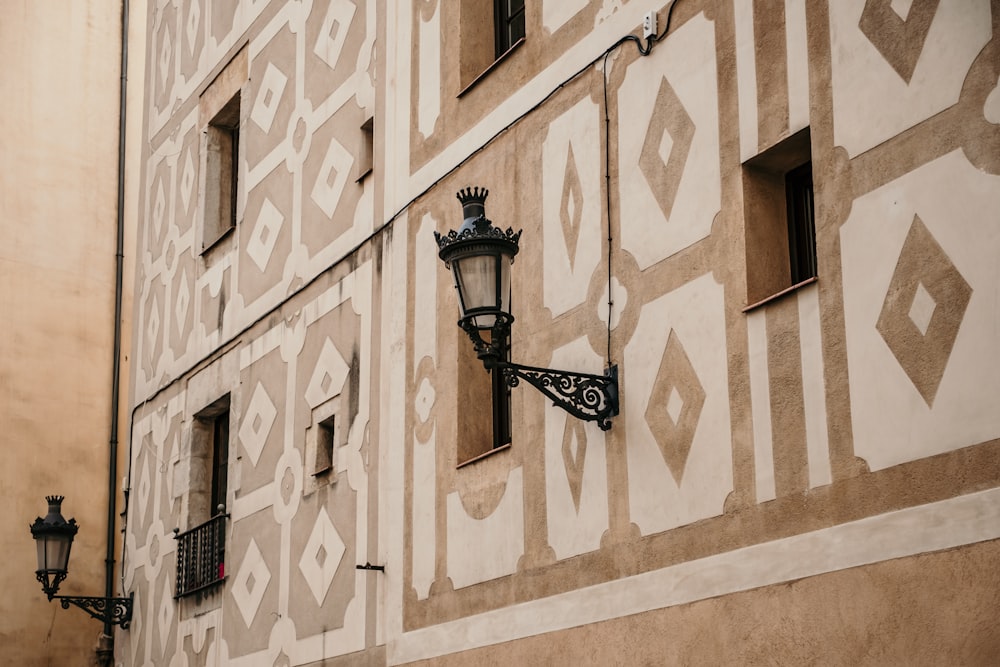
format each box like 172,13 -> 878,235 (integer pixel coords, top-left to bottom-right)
0,2 -> 141,665
122,0 -> 1000,665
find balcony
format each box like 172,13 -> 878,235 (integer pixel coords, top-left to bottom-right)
174,513 -> 228,598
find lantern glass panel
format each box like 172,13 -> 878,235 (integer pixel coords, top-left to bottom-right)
454,254 -> 497,319
38,533 -> 72,573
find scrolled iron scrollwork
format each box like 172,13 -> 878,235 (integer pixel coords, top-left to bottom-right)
502,363 -> 619,431
56,593 -> 134,629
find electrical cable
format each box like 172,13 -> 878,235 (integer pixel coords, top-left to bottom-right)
601,2 -> 677,366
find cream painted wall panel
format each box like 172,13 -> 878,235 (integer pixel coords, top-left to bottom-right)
747,308 -> 777,503
415,213 -> 438,366
624,274 -> 732,534
542,96 -> 602,317
841,150 -> 1000,471
446,468 -> 525,589
829,0 -> 990,157
417,1 -> 440,138
785,0 -> 810,134
412,429 -> 437,600
797,285 -> 833,489
544,339 -> 610,560
733,0 -> 758,161
618,12 -> 720,270
543,0 -> 588,34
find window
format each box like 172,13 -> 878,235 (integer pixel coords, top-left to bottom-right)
355,115 -> 374,183
494,0 -> 526,59
458,1 -> 526,92
199,47 -> 247,252
315,415 -> 336,475
457,332 -> 511,466
305,396 -> 341,493
785,161 -> 816,285
190,395 -> 231,520
742,128 -> 817,307
176,395 -> 230,598
203,94 -> 240,249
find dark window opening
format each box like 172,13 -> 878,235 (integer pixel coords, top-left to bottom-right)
785,161 -> 816,285
210,410 -> 229,516
203,94 -> 241,250
742,128 -> 817,307
315,415 -> 335,475
494,0 -> 526,59
457,331 -> 512,465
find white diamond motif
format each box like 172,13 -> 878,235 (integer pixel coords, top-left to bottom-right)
239,382 -> 277,467
179,149 -> 195,212
158,27 -> 172,87
415,377 -> 435,423
298,507 -> 346,606
314,0 -> 357,69
232,539 -> 271,628
247,198 -> 284,272
305,338 -> 350,408
658,129 -> 674,168
908,281 -> 936,336
146,295 -> 161,353
185,0 -> 200,55
152,179 -> 166,235
157,577 -> 174,656
250,63 -> 288,133
310,137 -> 354,217
174,269 -> 190,337
666,386 -> 684,425
890,0 -> 914,20
137,452 -> 151,518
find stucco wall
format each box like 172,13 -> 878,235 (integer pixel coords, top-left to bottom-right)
0,1 -> 135,665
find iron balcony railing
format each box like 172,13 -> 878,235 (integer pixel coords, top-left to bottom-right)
174,513 -> 228,598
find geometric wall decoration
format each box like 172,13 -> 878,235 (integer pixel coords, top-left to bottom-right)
624,273 -> 732,535
618,12 -> 720,270
544,338 -> 609,560
829,0 -> 990,156
842,150 -> 1000,470
542,97 -> 602,316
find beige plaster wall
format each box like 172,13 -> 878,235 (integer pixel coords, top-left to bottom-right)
0,1 -> 133,665
402,539 -> 1000,666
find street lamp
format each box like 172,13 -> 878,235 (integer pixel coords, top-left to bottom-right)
29,496 -> 133,629
434,187 -> 619,430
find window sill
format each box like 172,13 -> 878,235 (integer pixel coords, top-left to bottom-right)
201,224 -> 235,256
742,276 -> 818,313
457,38 -> 525,98
456,442 -> 511,469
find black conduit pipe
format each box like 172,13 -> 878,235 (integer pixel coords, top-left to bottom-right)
104,0 -> 129,651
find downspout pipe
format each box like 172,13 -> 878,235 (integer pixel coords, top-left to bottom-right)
103,0 -> 129,657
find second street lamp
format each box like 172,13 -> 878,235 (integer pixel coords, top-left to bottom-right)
435,187 -> 619,430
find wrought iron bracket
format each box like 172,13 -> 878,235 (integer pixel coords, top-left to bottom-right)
52,592 -> 134,629
502,362 -> 619,431
460,314 -> 620,430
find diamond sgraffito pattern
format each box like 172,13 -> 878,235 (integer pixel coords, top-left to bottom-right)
298,507 -> 346,606
639,76 -> 694,222
645,330 -> 706,485
859,0 -> 940,83
876,215 -> 972,406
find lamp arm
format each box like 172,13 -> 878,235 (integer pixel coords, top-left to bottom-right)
53,592 -> 134,629
500,362 -> 619,431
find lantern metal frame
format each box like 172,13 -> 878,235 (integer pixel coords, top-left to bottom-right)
30,496 -> 134,629
435,187 -> 619,431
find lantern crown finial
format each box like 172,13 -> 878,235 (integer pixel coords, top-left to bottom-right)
456,186 -> 488,222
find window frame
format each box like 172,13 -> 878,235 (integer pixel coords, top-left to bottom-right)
494,0 -> 526,60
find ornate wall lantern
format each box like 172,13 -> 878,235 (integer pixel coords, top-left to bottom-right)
435,187 -> 619,430
29,496 -> 133,628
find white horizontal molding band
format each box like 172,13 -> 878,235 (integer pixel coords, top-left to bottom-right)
388,487 -> 1000,664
